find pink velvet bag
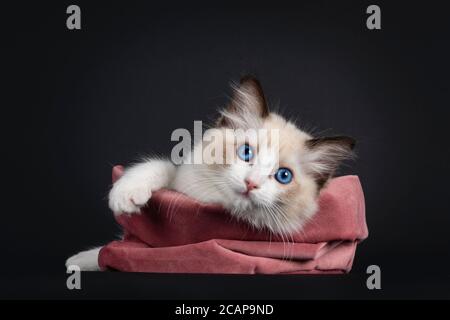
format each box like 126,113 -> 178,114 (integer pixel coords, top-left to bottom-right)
99,166 -> 368,274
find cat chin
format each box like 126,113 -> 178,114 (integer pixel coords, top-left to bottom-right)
226,197 -> 253,212
232,188 -> 260,203
225,195 -> 315,236
226,193 -> 269,215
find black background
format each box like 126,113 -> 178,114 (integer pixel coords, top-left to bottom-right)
3,0 -> 450,299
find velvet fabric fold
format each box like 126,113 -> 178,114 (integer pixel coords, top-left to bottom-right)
99,166 -> 368,274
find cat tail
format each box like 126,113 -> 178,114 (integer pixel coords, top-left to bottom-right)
65,247 -> 102,271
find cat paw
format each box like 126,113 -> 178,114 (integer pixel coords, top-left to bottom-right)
108,178 -> 152,215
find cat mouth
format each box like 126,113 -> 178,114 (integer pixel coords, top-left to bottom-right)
232,187 -> 255,203
241,190 -> 251,197
239,191 -> 257,205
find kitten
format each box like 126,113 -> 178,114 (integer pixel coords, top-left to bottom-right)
66,75 -> 355,271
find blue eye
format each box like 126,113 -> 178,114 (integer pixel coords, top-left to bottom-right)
275,168 -> 293,184
237,144 -> 254,162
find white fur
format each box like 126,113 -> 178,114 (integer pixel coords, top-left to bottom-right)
171,131 -> 296,235
65,247 -> 101,271
108,159 -> 176,215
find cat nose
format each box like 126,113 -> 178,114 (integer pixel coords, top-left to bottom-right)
245,179 -> 259,191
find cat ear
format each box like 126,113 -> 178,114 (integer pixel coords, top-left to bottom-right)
217,75 -> 270,128
304,136 -> 356,189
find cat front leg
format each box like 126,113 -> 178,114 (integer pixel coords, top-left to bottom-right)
108,159 -> 176,215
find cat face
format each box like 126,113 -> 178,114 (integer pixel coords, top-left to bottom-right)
186,76 -> 355,236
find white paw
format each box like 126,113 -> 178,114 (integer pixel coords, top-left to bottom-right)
108,177 -> 152,215
66,248 -> 101,271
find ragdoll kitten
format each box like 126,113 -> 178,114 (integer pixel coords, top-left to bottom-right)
66,75 -> 355,271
